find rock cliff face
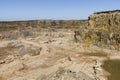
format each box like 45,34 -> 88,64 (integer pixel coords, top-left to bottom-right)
0,20 -> 88,31
74,10 -> 120,50
89,10 -> 120,31
37,20 -> 88,29
87,10 -> 120,49
0,21 -> 37,31
0,20 -> 88,40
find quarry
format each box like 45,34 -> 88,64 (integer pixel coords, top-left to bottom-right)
0,10 -> 120,80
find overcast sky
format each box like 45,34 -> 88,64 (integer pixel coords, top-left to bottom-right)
0,0 -> 120,21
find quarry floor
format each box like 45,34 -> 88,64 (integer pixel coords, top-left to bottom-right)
0,29 -> 120,80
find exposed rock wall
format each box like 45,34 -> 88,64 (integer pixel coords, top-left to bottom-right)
89,10 -> 120,31
0,30 -> 33,40
0,20 -> 88,31
0,21 -> 37,31
36,20 -> 88,28
74,10 -> 120,50
87,10 -> 120,49
0,20 -> 88,40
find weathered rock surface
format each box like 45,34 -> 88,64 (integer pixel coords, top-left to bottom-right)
74,10 -> 120,50
88,10 -> 120,49
37,68 -> 95,80
0,20 -> 87,40
89,10 -> 120,30
0,20 -> 88,31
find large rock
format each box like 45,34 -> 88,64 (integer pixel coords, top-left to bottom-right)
37,68 -> 95,80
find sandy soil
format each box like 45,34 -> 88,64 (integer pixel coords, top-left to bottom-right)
0,29 -> 119,80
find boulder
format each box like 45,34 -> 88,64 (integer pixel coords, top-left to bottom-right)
37,68 -> 95,80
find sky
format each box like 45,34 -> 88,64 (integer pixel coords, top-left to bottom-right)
0,0 -> 120,21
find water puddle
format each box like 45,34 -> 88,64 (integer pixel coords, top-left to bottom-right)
102,59 -> 120,80
84,52 -> 107,57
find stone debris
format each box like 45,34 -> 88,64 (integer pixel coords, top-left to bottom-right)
44,40 -> 57,44
93,60 -> 102,80
0,60 -> 5,64
65,55 -> 72,61
30,47 -> 42,56
93,60 -> 101,74
37,68 -> 95,80
4,55 -> 15,63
